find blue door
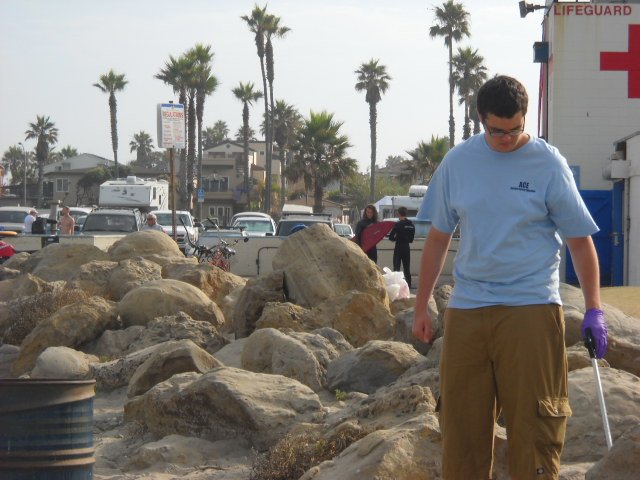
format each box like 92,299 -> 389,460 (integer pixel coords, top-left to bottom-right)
565,190 -> 612,286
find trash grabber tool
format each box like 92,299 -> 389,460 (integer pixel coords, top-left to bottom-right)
584,328 -> 613,450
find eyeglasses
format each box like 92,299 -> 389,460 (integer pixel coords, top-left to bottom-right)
483,118 -> 525,137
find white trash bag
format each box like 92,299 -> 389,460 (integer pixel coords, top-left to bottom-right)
382,267 -> 410,301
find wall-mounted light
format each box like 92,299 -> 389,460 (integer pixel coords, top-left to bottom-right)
519,1 -> 545,18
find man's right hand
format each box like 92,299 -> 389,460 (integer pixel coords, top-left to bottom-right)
412,309 -> 434,343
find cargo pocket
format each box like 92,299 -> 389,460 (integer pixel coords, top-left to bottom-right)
537,397 -> 572,418
536,397 -> 572,452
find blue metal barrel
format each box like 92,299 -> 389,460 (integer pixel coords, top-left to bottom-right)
0,379 -> 95,479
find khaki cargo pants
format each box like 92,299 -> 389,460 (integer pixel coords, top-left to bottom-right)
439,304 -> 571,479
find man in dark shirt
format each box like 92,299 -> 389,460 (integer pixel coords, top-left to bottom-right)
389,206 -> 415,288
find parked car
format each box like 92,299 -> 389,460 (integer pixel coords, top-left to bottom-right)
153,210 -> 199,253
230,211 -> 273,226
275,213 -> 334,236
0,206 -> 34,233
80,208 -> 145,234
334,223 -> 354,238
232,215 -> 276,237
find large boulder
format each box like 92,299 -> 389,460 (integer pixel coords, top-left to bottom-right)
107,257 -> 163,301
67,260 -> 118,298
127,339 -> 222,397
585,423 -> 640,479
233,270 -> 285,338
272,224 -> 388,308
27,244 -> 110,282
124,367 -> 324,450
313,291 -> 395,347
118,279 -> 224,328
327,340 -> 423,394
255,302 -> 317,332
11,296 -> 118,376
0,273 -> 50,302
87,312 -> 228,359
31,346 -> 98,379
563,367 -> 640,463
162,262 -> 246,306
108,230 -> 183,262
241,328 -> 350,392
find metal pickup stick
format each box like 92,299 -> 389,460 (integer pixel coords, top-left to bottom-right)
584,328 -> 613,450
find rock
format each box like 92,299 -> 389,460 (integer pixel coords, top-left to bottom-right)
585,423 -> 640,479
127,339 -> 222,397
563,367 -> 640,463
11,296 -> 118,376
394,299 -> 438,355
255,301 -> 316,331
28,244 -> 110,282
0,273 -> 50,302
67,260 -> 118,298
313,291 -> 395,347
299,414 -> 442,480
2,252 -> 30,272
118,279 -> 224,328
162,261 -> 246,307
83,326 -> 145,360
433,284 -> 453,315
272,223 -> 388,308
233,270 -> 285,338
107,257 -> 162,301
107,230 -> 184,262
0,266 -> 21,281
390,296 -> 415,315
124,366 -> 324,450
567,343 -> 610,372
241,328 -> 348,392
327,340 -> 423,394
1,287 -> 88,346
31,346 -> 98,379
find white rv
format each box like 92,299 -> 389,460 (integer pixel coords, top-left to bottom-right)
99,176 -> 169,211
376,185 -> 428,219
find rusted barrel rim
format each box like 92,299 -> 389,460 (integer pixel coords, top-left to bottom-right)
0,379 -> 96,413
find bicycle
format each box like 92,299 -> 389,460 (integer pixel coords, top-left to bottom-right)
181,217 -> 248,272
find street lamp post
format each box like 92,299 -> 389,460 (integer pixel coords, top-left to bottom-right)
18,142 -> 27,206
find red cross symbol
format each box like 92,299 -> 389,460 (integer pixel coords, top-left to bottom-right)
600,24 -> 640,99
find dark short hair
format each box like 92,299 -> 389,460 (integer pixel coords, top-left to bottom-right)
476,75 -> 528,120
398,206 -> 408,217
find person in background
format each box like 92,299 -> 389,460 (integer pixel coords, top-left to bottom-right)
389,206 -> 415,288
355,204 -> 379,263
23,208 -> 37,234
412,75 -> 606,479
58,205 -> 75,235
142,212 -> 164,231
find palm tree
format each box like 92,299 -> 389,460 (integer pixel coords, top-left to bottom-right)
355,59 -> 392,204
241,4 -> 271,212
2,145 -> 36,185
156,55 -> 191,207
232,82 -> 263,208
129,131 -> 154,166
204,121 -> 229,149
288,111 -> 357,213
452,47 -> 487,140
429,0 -> 470,148
235,126 -> 257,142
264,13 -> 290,213
24,115 -> 58,207
469,91 -> 481,135
271,100 -> 302,207
406,135 -> 449,184
186,44 -> 219,196
93,69 -> 128,178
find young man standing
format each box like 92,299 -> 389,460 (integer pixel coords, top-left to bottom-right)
389,206 -> 415,288
413,75 -> 607,479
58,206 -> 75,235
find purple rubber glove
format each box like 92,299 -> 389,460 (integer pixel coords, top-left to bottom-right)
582,308 -> 608,359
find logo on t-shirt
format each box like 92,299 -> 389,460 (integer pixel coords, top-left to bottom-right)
510,181 -> 536,193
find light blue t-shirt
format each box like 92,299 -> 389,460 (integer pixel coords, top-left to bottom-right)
418,134 -> 598,308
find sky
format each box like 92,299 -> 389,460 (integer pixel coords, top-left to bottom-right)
0,0 -> 546,174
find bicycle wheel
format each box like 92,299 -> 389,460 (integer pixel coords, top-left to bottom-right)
210,251 -> 230,271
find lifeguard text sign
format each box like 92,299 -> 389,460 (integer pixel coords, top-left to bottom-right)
157,103 -> 186,149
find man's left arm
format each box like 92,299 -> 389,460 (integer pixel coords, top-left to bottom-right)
565,236 -> 607,358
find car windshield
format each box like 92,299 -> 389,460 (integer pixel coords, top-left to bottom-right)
155,213 -> 191,227
277,220 -> 331,236
83,214 -> 136,232
334,224 -> 353,236
233,219 -> 274,233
